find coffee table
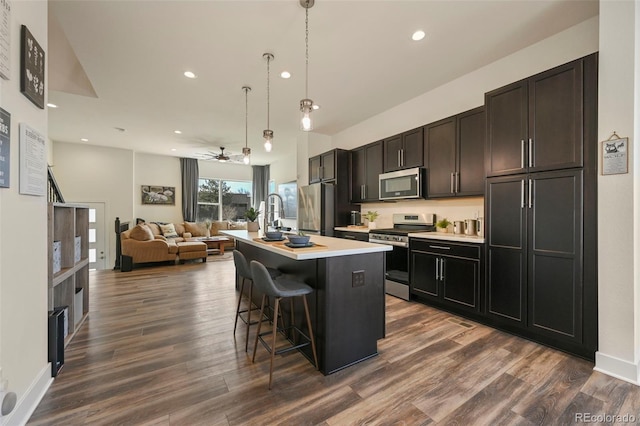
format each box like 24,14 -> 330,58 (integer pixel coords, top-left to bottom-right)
196,236 -> 230,255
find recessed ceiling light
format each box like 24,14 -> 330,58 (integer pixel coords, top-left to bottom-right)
47,103 -> 58,108
174,130 -> 182,134
184,71 -> 197,79
280,71 -> 291,79
171,148 -> 177,152
412,30 -> 426,41
81,138 -> 88,142
312,104 -> 320,110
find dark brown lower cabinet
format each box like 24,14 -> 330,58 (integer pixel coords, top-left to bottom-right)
410,239 -> 482,315
486,169 -> 595,358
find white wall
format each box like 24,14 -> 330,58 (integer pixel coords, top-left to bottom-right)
594,0 -> 640,384
135,153 -> 182,224
332,16 -> 599,152
0,1 -> 51,424
53,142 -> 134,269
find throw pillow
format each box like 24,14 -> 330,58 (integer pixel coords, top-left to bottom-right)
129,224 -> 154,241
159,223 -> 179,238
184,221 -> 207,237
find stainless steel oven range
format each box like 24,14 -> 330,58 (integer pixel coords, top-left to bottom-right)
369,213 -> 436,300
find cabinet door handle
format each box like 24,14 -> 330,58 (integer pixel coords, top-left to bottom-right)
521,139 -> 526,168
344,235 -> 356,240
440,258 -> 445,280
528,178 -> 533,209
429,245 -> 451,250
397,150 -> 401,168
521,180 -> 525,208
361,184 -> 365,199
435,258 -> 439,280
450,173 -> 455,194
529,138 -> 533,168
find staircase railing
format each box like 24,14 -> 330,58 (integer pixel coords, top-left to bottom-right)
47,165 -> 65,203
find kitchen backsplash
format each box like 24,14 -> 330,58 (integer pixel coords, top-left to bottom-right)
358,196 -> 484,228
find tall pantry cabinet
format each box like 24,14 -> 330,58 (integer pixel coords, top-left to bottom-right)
485,53 -> 598,359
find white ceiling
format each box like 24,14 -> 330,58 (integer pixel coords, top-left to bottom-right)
47,0 -> 598,166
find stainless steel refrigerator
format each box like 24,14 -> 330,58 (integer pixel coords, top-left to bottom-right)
297,183 -> 336,236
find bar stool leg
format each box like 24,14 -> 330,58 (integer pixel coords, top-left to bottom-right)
252,294 -> 267,363
268,297 -> 281,390
302,295 -> 319,370
233,277 -> 246,335
244,280 -> 254,352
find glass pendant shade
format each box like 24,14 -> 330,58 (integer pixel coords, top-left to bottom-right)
242,147 -> 251,164
263,129 -> 273,152
300,98 -> 313,131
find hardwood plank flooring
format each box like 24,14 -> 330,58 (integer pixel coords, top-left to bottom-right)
28,255 -> 640,425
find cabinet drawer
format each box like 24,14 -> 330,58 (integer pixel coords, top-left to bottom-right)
334,230 -> 369,242
410,239 -> 481,260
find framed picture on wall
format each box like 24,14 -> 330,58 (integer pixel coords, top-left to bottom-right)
20,25 -> 45,109
141,185 -> 175,205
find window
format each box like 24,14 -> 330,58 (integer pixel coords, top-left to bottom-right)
197,178 -> 252,221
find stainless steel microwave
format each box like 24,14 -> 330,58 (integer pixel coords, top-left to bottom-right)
379,167 -> 426,201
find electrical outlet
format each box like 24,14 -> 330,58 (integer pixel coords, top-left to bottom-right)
352,270 -> 365,287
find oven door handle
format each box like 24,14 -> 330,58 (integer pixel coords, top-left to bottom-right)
368,238 -> 408,248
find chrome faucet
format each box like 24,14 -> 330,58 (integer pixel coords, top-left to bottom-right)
263,193 -> 285,233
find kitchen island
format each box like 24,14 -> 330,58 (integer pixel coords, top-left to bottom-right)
222,230 -> 391,375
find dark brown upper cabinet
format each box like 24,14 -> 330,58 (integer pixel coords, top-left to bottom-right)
425,106 -> 485,198
309,150 -> 336,183
383,127 -> 424,172
486,57 -> 587,177
350,140 -> 383,203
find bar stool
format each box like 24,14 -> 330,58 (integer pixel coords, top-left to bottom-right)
233,250 -> 281,351
250,260 -> 319,389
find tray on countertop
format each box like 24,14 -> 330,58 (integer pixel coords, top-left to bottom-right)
253,238 -> 328,252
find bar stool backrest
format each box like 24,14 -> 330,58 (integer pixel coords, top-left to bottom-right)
233,250 -> 252,280
250,260 -> 279,297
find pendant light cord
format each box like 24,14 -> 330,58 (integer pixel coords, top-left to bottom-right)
266,55 -> 271,129
305,0 -> 309,99
245,87 -> 248,148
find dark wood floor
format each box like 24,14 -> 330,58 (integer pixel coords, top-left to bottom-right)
29,254 -> 639,425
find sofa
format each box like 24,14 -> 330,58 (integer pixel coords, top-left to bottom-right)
119,220 -> 247,271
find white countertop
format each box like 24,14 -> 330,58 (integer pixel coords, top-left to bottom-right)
334,226 -> 370,233
409,232 -> 485,244
221,230 -> 392,260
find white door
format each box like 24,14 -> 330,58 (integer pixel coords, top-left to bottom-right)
86,202 -> 107,270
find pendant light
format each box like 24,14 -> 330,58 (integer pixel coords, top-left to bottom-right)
242,86 -> 251,165
263,53 -> 274,152
299,0 -> 314,131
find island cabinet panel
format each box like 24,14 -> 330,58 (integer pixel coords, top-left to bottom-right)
486,55 -> 591,177
410,239 -> 482,315
383,127 -> 424,172
350,140 -> 383,203
235,240 -> 385,375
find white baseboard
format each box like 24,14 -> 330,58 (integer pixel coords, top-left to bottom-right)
594,351 -> 640,385
2,363 -> 53,426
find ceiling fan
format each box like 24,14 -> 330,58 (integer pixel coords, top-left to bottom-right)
198,147 -> 244,163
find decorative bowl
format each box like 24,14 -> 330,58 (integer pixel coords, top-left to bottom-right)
265,231 -> 283,240
287,235 -> 311,245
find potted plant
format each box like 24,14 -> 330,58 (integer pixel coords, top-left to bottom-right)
364,211 -> 379,229
245,207 -> 260,232
436,218 -> 451,233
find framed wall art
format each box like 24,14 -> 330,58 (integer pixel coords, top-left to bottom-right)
0,107 -> 9,188
0,0 -> 11,80
20,25 -> 45,109
602,132 -> 629,176
141,185 -> 175,205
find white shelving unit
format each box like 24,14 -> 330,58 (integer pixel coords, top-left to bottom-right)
47,202 -> 89,345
